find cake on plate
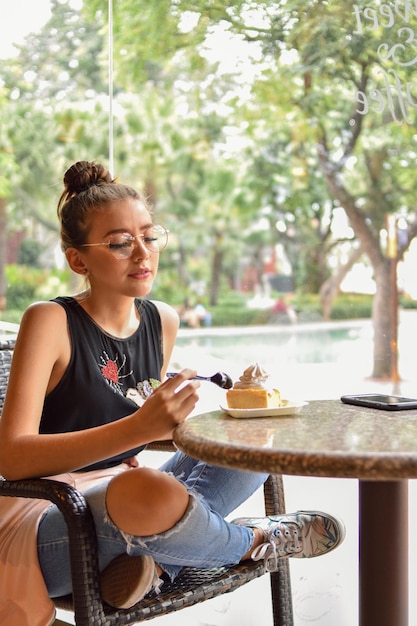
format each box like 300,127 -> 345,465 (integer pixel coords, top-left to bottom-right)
226,363 -> 282,409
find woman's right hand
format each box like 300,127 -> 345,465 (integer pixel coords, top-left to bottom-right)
134,369 -> 200,442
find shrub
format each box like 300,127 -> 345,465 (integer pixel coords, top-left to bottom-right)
5,265 -> 72,311
17,239 -> 44,268
400,294 -> 417,309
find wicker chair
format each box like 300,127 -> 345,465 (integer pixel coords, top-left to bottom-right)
0,338 -> 293,626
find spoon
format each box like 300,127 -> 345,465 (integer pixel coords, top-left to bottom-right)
167,371 -> 233,389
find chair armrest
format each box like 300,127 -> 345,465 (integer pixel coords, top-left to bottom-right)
146,440 -> 176,452
0,477 -> 102,618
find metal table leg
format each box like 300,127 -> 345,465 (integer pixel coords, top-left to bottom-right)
359,480 -> 408,626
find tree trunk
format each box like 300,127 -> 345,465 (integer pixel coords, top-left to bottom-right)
0,197 -> 7,312
319,247 -> 363,321
209,232 -> 224,307
317,142 -> 400,381
176,237 -> 189,287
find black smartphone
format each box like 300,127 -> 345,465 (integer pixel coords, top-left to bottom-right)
341,393 -> 417,411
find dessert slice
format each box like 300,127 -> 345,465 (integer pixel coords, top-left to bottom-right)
226,387 -> 281,409
226,363 -> 282,409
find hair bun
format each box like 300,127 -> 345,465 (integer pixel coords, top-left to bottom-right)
63,161 -> 113,195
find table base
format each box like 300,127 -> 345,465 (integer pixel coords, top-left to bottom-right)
359,480 -> 408,626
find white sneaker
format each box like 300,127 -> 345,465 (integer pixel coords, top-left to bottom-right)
232,510 -> 345,572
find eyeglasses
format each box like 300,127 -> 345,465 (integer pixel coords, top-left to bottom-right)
81,224 -> 169,259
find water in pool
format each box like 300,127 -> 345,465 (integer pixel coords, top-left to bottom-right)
171,315 -> 414,401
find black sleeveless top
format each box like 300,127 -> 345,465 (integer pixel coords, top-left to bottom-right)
40,296 -> 163,471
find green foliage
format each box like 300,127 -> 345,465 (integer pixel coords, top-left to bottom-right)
1,0 -> 107,101
291,293 -> 323,321
400,294 -> 417,310
294,292 -> 373,320
211,306 -> 271,327
0,0 -> 415,376
189,292 -> 373,326
1,262 -> 376,327
17,239 -> 43,268
5,265 -> 71,311
0,309 -> 22,325
205,292 -> 267,326
150,272 -> 189,306
328,294 -> 373,320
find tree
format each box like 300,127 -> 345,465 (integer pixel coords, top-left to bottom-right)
3,0 -> 416,383
0,194 -> 8,312
1,0 -> 107,102
281,0 -> 417,378
83,1 -> 359,295
0,0 -> 111,286
0,92 -> 18,312
92,0 -> 417,378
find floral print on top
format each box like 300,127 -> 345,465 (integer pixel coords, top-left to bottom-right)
99,350 -> 133,394
126,378 -> 161,407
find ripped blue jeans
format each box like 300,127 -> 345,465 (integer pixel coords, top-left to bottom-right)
37,451 -> 268,597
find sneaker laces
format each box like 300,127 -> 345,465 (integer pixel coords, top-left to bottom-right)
148,570 -> 164,597
251,521 -> 303,572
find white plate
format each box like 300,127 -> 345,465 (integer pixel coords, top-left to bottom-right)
219,400 -> 308,418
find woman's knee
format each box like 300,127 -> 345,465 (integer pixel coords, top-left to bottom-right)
106,467 -> 189,536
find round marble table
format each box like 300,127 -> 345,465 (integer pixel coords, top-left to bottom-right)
174,400 -> 417,626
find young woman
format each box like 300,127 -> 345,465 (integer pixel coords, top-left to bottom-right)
0,161 -> 344,625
